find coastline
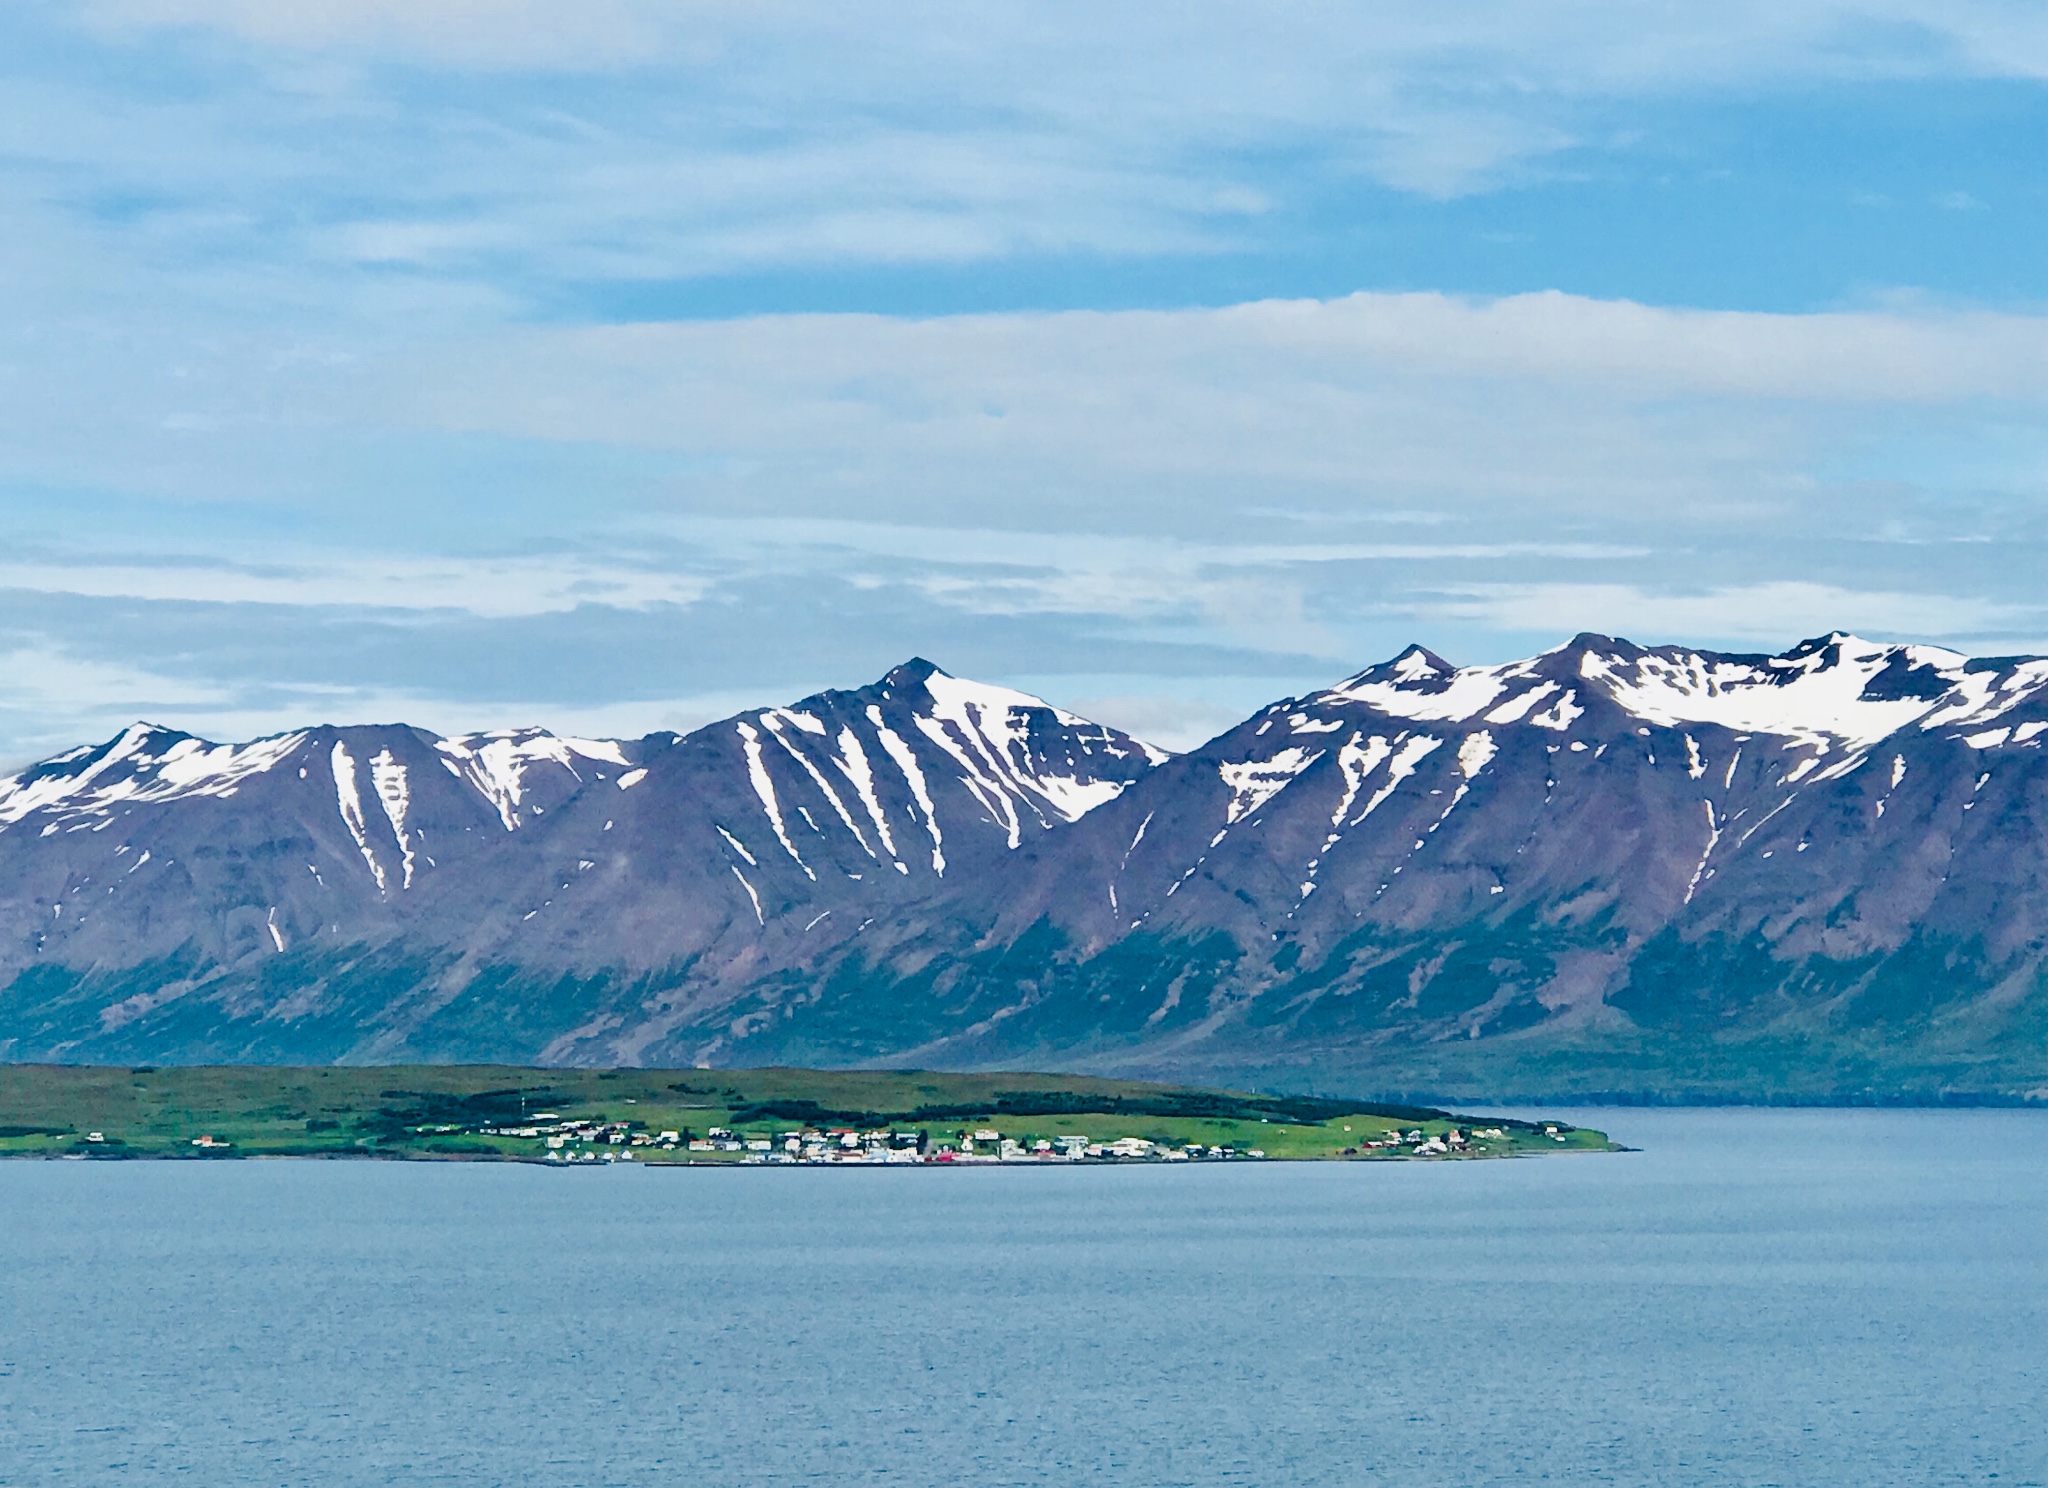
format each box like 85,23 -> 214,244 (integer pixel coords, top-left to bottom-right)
0,1062 -> 1617,1163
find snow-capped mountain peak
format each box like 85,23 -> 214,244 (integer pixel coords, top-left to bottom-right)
5,634 -> 2048,1097
1311,633 -> 1992,754
1318,647 -> 1530,723
710,662 -> 1167,885
1575,633 -> 1973,750
916,669 -> 1170,820
0,722 -> 311,827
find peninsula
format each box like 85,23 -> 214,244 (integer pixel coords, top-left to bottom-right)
0,1065 -> 1615,1162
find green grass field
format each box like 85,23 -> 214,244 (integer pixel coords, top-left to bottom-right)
0,1064 -> 1615,1162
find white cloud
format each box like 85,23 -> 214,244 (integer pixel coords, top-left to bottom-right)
0,3 -> 2034,763
0,287 -> 2032,754
393,292 -> 2047,544
1422,580 -> 2044,648
80,2 -> 2048,85
0,645 -> 230,714
77,0 -> 666,67
1052,692 -> 1256,755
1229,292 -> 2048,403
0,553 -> 708,617
0,645 -> 239,765
671,516 -> 1646,576
64,0 -> 2048,217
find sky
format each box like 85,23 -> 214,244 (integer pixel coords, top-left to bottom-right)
0,1 -> 2043,759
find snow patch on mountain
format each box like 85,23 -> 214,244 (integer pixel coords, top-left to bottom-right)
1219,746 -> 1324,825
1483,683 -> 1561,725
330,741 -> 386,892
436,729 -> 628,830
760,720 -> 878,859
766,708 -> 828,736
730,865 -> 764,924
1330,735 -> 1393,827
0,724 -> 308,827
1457,731 -> 1499,778
715,825 -> 758,867
735,721 -> 816,881
825,729 -> 900,872
1527,691 -> 1585,731
1320,633 -> 1994,756
1579,635 -> 1967,750
1352,735 -> 1443,823
869,708 -> 945,875
1919,660 -> 2048,735
1323,653 -> 1516,722
369,749 -> 418,889
920,672 -> 1163,827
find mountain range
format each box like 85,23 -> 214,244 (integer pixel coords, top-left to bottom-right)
2,634 -> 2044,1103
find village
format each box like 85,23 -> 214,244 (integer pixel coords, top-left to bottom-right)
1,1068 -> 1594,1162
463,1113 -> 1556,1163
469,1115 -> 1271,1162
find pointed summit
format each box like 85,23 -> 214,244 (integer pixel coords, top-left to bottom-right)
876,657 -> 949,694
1387,644 -> 1453,682
1336,643 -> 1457,692
1776,631 -> 1864,669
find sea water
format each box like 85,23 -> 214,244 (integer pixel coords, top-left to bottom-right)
0,1109 -> 2041,1486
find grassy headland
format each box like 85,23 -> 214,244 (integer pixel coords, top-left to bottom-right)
0,1064 -> 1615,1162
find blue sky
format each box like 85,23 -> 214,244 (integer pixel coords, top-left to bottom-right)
0,1 -> 2042,756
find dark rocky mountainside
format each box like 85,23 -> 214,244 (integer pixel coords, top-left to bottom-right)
0,662 -> 1160,1066
3,637 -> 2045,1102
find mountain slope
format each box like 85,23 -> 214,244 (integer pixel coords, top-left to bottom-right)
0,662 -> 1163,1065
0,636 -> 2044,1101
695,635 -> 2048,1100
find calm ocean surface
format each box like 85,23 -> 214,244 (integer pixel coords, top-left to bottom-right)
1,1109 -> 2042,1487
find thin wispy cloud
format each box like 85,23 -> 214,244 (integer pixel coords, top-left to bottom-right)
22,0 -> 2047,301
1420,581 -> 2045,648
0,552 -> 708,617
0,2 -> 2039,759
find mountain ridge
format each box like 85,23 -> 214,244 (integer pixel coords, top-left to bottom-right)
2,634 -> 2045,1103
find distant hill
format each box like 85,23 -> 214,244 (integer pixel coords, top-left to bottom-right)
2,635 -> 2045,1104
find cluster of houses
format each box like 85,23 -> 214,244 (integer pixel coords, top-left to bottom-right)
1347,1125 -> 1548,1154
474,1115 -> 1268,1163
1351,1121 -> 1515,1154
462,1114 -> 1562,1163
